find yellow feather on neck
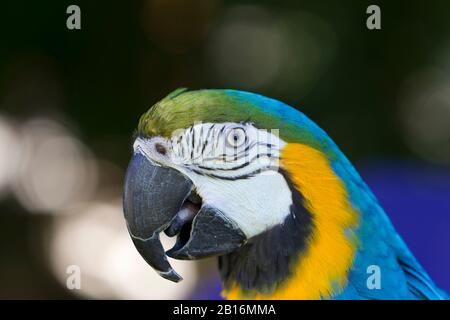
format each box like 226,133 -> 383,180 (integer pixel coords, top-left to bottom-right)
223,143 -> 358,300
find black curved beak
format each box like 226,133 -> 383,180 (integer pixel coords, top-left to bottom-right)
123,151 -> 246,282
123,152 -> 192,282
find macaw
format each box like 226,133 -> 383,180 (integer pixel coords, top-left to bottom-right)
123,88 -> 447,300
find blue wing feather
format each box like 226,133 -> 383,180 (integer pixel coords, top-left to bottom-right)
331,150 -> 448,300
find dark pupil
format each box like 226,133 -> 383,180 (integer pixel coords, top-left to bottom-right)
233,134 -> 239,141
155,143 -> 167,155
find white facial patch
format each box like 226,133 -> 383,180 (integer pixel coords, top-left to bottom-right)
170,122 -> 285,179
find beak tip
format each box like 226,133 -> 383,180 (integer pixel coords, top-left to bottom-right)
158,269 -> 183,283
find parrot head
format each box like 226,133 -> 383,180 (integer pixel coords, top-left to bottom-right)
123,88 -> 340,284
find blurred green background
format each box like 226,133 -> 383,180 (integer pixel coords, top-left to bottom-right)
0,0 -> 449,299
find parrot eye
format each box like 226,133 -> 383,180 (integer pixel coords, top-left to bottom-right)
226,128 -> 246,148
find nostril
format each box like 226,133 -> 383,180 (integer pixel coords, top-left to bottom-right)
155,143 -> 167,155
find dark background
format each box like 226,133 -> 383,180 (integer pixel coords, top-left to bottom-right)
0,0 -> 449,299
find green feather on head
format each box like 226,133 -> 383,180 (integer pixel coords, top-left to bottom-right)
138,88 -> 334,155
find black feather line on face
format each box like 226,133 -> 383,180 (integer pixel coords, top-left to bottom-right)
190,127 -> 195,159
218,169 -> 314,295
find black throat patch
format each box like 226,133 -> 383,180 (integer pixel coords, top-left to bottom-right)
218,169 -> 314,296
